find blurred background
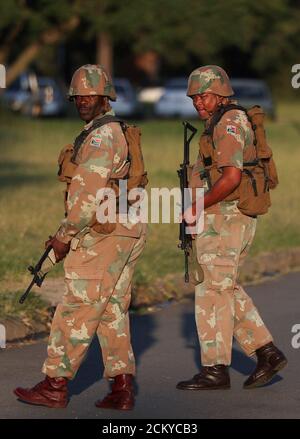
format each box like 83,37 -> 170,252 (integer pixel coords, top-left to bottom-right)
1,0 -> 300,118
1,0 -> 300,314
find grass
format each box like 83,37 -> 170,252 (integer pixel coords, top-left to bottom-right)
1,102 -> 300,296
0,291 -> 49,322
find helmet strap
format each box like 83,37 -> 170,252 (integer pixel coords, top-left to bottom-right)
103,96 -> 111,113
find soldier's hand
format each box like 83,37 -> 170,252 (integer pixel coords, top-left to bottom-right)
45,235 -> 55,249
183,203 -> 197,227
183,203 -> 203,239
51,237 -> 70,262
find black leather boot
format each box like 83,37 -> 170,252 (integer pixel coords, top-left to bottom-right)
244,342 -> 287,389
176,365 -> 230,390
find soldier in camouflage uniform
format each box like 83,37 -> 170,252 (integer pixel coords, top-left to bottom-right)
14,65 -> 146,410
177,65 -> 287,390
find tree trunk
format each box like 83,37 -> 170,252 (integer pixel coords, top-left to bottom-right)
4,16 -> 80,88
96,32 -> 113,76
5,43 -> 40,86
0,21 -> 25,65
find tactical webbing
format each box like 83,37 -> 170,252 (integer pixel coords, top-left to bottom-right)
200,169 -> 212,190
201,104 -> 261,180
72,115 -> 124,163
243,160 -> 259,167
196,103 -> 277,216
199,104 -> 268,198
204,104 -> 248,137
243,169 -> 258,196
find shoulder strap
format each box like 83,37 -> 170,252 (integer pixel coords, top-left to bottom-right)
72,115 -> 124,163
204,104 -> 248,136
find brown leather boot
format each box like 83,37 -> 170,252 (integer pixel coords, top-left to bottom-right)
95,374 -> 134,410
176,365 -> 230,390
14,376 -> 68,408
244,342 -> 288,389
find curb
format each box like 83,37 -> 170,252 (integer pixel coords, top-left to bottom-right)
0,316 -> 51,346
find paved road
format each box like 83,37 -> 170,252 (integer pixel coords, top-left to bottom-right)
1,272 -> 299,419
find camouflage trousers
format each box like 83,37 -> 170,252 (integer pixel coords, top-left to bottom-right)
42,226 -> 146,379
193,212 -> 273,366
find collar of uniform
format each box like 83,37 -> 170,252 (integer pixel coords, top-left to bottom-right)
205,98 -> 238,128
83,109 -> 116,131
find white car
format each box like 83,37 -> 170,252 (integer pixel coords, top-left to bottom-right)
154,78 -> 197,119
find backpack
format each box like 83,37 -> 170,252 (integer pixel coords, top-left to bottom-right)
199,104 -> 278,216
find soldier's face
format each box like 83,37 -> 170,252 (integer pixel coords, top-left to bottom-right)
192,93 -> 222,120
75,95 -> 107,122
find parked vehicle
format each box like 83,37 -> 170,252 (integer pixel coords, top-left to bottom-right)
154,78 -> 197,119
137,86 -> 165,104
231,79 -> 276,119
1,72 -> 66,117
111,78 -> 140,118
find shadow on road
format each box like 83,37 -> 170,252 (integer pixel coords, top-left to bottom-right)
180,310 -> 283,385
68,312 -> 157,397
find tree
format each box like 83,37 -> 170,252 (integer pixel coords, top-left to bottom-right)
0,0 -> 80,87
1,0 -> 300,90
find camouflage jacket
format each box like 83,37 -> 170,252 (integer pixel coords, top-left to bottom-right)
56,110 -> 143,243
190,106 -> 255,215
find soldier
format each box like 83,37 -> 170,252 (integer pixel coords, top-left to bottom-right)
177,65 -> 287,390
14,65 -> 147,410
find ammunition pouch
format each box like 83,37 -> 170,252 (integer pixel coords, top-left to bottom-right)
57,144 -> 77,184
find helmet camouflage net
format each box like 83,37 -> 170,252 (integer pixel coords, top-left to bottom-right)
68,64 -> 116,101
187,65 -> 234,97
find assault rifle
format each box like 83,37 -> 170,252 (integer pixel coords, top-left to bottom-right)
177,121 -> 197,283
19,246 -> 56,304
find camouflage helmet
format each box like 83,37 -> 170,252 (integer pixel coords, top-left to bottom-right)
187,65 -> 234,97
68,64 -> 117,101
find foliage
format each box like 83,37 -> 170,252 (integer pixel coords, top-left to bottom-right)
1,1 -> 300,88
0,291 -> 49,321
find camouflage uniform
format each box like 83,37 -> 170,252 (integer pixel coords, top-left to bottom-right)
42,83 -> 146,379
188,68 -> 273,366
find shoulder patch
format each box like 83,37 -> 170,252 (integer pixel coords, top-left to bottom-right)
226,125 -> 237,134
90,135 -> 102,148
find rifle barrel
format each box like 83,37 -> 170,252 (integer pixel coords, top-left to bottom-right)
19,277 -> 37,304
19,245 -> 53,304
